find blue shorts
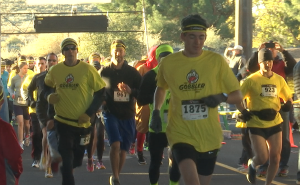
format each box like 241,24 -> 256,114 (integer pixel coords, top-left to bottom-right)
102,111 -> 135,151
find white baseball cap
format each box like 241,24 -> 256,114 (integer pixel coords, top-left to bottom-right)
233,45 -> 243,50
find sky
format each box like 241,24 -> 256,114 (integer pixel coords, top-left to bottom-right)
26,0 -> 111,4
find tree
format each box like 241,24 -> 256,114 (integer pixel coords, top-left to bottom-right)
252,0 -> 300,47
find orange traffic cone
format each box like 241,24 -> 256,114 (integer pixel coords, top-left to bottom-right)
289,122 -> 298,148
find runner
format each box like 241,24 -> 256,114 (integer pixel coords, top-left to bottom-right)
100,40 -> 141,185
0,85 -> 23,185
44,38 -> 106,185
28,56 -> 56,177
236,48 -> 292,185
8,62 -> 30,150
137,43 -> 181,185
86,52 -> 106,172
151,14 -> 243,185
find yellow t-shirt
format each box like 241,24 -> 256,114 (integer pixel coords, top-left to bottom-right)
157,51 -> 240,152
21,71 -> 37,113
241,71 -> 292,128
44,61 -> 106,128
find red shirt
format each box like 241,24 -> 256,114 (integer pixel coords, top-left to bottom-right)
0,119 -> 23,185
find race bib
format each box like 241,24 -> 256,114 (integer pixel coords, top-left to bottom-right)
261,85 -> 277,97
17,97 -> 27,104
80,134 -> 91,146
163,110 -> 168,123
114,91 -> 129,102
181,100 -> 208,120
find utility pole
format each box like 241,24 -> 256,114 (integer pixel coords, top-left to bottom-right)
142,0 -> 149,53
235,0 -> 252,60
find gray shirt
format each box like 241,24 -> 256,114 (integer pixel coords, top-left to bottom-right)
8,74 -> 28,106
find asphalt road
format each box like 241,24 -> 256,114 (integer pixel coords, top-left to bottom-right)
17,125 -> 300,185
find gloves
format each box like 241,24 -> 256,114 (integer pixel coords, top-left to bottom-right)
150,110 -> 162,133
281,101 -> 292,112
78,113 -> 90,125
241,109 -> 253,122
47,93 -> 60,104
30,101 -> 36,108
200,93 -> 228,108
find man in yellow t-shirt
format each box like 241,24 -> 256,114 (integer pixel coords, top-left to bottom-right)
236,48 -> 292,185
151,14 -> 243,185
44,38 -> 106,185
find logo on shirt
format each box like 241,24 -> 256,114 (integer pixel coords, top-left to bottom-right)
186,70 -> 199,84
59,74 -> 79,90
179,70 -> 205,91
65,74 -> 74,84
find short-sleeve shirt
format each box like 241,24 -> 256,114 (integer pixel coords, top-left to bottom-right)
240,71 -> 292,128
44,61 -> 106,128
156,51 -> 240,152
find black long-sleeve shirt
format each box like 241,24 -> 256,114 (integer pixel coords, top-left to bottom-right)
100,62 -> 141,120
28,71 -> 50,122
137,70 -> 157,106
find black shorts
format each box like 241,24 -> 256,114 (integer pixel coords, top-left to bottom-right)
248,124 -> 282,140
172,143 -> 219,176
56,120 -> 91,168
13,105 -> 30,120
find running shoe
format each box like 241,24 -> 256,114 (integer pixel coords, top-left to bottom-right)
256,168 -> 267,177
95,161 -> 106,169
129,143 -> 135,155
278,168 -> 289,177
51,162 -> 59,174
19,143 -> 24,150
246,159 -> 256,184
24,134 -> 30,147
237,164 -> 248,173
31,160 -> 40,168
45,167 -> 53,178
86,159 -> 94,172
137,152 -> 147,165
109,175 -> 120,185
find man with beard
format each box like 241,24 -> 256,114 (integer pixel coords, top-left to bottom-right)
100,40 -> 141,185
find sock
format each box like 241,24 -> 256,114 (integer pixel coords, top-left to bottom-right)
169,180 -> 179,185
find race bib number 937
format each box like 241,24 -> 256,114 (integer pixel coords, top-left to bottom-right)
181,100 -> 208,120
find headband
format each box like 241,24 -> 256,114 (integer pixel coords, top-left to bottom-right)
182,24 -> 207,33
111,43 -> 126,50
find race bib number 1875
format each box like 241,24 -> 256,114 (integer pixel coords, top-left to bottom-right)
181,100 -> 208,120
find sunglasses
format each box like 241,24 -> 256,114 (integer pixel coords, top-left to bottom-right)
63,46 -> 77,51
48,59 -> 57,62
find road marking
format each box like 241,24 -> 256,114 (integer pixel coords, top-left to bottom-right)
216,162 -> 288,185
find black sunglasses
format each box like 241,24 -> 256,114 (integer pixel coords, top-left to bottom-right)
48,59 -> 57,62
63,46 -> 77,51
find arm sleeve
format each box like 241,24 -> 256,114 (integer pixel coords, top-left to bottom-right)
20,76 -> 30,100
8,78 -> 15,95
130,69 -> 142,98
2,122 -> 23,178
246,51 -> 259,74
282,50 -> 296,76
156,60 -> 169,90
88,66 -> 106,92
27,75 -> 37,102
279,77 -> 292,101
85,88 -> 106,117
137,71 -> 157,106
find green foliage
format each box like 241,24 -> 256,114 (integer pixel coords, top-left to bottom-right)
252,0 -> 300,47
